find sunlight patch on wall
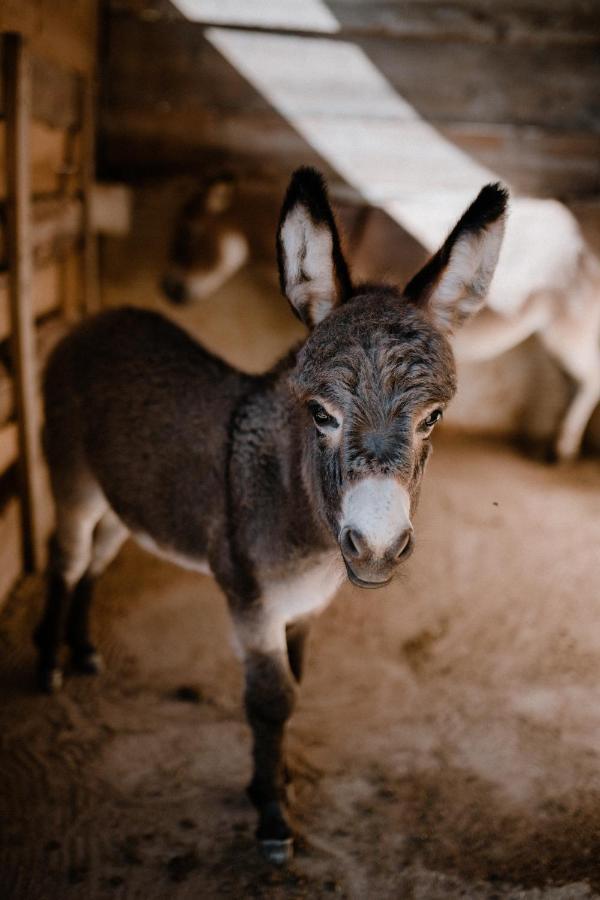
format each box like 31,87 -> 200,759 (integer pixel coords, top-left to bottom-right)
206,28 -> 498,251
172,0 -> 340,33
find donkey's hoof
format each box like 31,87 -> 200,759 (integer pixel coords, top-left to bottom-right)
259,837 -> 294,866
71,650 -> 104,676
37,665 -> 63,694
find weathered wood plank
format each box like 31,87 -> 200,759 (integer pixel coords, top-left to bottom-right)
0,359 -> 14,427
58,250 -> 84,322
0,495 -> 22,604
0,258 -> 76,343
103,21 -> 600,133
30,55 -> 81,130
100,19 -> 600,198
0,0 -> 98,74
3,34 -> 45,572
81,76 -> 100,312
327,0 -> 600,45
0,422 -> 18,474
108,0 -> 600,47
102,106 -> 600,199
0,119 -> 83,200
438,123 -> 600,198
0,52 -> 81,129
0,196 -> 83,267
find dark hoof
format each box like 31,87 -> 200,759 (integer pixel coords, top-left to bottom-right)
255,799 -> 294,865
71,650 -> 104,675
259,837 -> 293,866
37,665 -> 63,693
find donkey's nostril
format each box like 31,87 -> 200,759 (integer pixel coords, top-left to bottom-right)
341,526 -> 364,560
394,529 -> 413,560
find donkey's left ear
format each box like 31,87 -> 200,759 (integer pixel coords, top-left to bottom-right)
277,167 -> 352,328
403,183 -> 509,333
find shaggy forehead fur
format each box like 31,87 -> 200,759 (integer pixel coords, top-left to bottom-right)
291,288 -> 457,417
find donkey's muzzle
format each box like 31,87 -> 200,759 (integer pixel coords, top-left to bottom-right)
161,273 -> 188,305
339,476 -> 413,587
340,525 -> 413,588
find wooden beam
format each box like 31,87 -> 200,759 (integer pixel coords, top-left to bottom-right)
0,195 -> 83,266
3,34 -> 44,572
0,0 -> 98,75
108,1 -> 600,48
0,260 -> 66,342
0,53 -> 82,130
31,54 -> 81,130
81,75 -> 100,312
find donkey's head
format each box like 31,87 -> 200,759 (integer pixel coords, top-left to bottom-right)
161,175 -> 249,305
278,168 -> 507,588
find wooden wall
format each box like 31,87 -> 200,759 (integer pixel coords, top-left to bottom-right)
101,0 -> 600,201
0,1 -> 98,607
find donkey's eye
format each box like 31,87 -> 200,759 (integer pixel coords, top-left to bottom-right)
308,401 -> 339,429
420,408 -> 443,431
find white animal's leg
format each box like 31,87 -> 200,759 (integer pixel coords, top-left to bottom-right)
539,283 -> 600,461
554,366 -> 600,461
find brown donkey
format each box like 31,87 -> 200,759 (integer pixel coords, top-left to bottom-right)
34,168 -> 507,863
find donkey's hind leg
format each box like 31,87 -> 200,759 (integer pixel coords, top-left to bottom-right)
33,493 -> 106,692
66,509 -> 128,674
554,364 -> 600,461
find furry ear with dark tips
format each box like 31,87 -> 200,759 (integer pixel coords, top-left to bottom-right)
277,167 -> 352,328
403,183 -> 509,333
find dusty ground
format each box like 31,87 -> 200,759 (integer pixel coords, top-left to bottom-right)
1,434 -> 600,899
2,186 -> 600,897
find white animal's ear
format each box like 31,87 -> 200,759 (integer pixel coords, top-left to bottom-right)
403,183 -> 509,333
277,167 -> 352,328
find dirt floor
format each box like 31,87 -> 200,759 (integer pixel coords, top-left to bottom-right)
2,188 -> 600,898
1,433 -> 600,899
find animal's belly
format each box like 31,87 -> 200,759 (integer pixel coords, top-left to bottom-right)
132,530 -> 212,576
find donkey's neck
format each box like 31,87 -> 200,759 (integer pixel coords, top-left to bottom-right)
226,360 -> 335,579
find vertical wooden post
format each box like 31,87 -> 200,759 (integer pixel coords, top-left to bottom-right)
81,73 -> 100,313
4,33 -> 44,572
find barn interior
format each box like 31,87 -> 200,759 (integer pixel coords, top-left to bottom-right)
1,1 -> 600,897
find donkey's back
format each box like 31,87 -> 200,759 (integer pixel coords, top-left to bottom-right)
43,307 -> 250,577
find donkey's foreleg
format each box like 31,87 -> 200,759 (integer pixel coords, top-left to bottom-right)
238,627 -> 298,864
65,574 -> 103,675
286,620 -> 310,683
33,568 -> 73,692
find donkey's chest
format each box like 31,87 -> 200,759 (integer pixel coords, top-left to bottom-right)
262,553 -> 344,626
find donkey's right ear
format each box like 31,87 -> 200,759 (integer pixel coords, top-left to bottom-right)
277,168 -> 352,328
403,183 -> 508,334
